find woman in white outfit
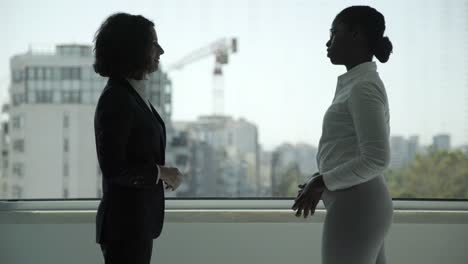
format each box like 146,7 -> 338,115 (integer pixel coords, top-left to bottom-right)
292,6 -> 394,264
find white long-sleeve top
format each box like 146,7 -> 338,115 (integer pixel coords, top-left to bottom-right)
317,61 -> 391,191
127,78 -> 161,184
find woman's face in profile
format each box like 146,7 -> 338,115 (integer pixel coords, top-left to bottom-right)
149,28 -> 164,73
326,19 -> 352,65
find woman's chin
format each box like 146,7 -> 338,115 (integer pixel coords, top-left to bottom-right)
150,64 -> 159,73
328,57 -> 341,65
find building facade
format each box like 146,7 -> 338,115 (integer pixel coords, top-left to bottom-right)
0,44 -> 172,199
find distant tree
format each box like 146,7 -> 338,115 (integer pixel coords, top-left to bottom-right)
277,163 -> 304,197
386,148 -> 468,199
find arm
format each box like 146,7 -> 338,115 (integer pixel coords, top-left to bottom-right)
95,89 -> 159,189
322,82 -> 390,191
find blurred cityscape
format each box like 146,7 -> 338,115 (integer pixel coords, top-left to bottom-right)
0,44 -> 467,199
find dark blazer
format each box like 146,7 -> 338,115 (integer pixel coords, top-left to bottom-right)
94,77 -> 166,243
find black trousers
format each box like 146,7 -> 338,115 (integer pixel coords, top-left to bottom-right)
100,239 -> 153,264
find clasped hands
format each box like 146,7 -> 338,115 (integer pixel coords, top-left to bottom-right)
159,166 -> 183,191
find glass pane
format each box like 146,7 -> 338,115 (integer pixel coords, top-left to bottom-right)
0,0 -> 467,199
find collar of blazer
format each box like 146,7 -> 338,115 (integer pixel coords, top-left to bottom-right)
109,77 -> 166,129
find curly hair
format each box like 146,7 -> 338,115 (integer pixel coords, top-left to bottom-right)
336,6 -> 393,63
93,13 -> 155,79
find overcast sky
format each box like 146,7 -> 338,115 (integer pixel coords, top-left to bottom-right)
1,0 -> 467,149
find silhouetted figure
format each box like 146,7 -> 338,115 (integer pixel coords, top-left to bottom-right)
93,13 -> 182,264
293,6 -> 394,264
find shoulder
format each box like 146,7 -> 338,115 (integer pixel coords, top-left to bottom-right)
351,80 -> 380,94
97,78 -> 133,112
348,80 -> 386,106
99,78 -> 132,104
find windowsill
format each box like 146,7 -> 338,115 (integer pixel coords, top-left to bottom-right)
1,199 -> 468,224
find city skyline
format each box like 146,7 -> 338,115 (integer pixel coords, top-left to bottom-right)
1,0 -> 468,150
2,41 -> 462,200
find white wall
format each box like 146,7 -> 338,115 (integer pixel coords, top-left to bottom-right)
1,200 -> 468,264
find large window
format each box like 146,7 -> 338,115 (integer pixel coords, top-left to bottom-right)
11,115 -> 24,130
12,139 -> 24,153
60,67 -> 81,80
0,0 -> 467,199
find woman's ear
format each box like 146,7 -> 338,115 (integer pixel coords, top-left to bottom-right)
351,26 -> 366,41
351,29 -> 360,40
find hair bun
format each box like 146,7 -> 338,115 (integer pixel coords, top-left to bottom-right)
374,36 -> 393,63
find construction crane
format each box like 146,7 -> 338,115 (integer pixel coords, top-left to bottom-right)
168,38 -> 238,115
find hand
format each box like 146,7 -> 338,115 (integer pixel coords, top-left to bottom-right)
292,174 -> 325,218
296,172 -> 321,197
159,166 -> 182,191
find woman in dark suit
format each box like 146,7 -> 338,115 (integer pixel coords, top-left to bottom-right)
93,13 -> 182,264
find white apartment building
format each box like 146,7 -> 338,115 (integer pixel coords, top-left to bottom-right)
1,44 -> 172,199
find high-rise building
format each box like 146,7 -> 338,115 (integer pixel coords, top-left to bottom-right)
270,143 -> 317,196
0,119 -> 8,199
258,149 -> 272,196
295,143 -> 318,176
1,44 -> 172,199
433,134 -> 451,151
170,115 -> 259,197
390,136 -> 410,169
407,135 -> 420,162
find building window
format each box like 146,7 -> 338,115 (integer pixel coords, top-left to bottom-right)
45,67 -> 52,80
11,115 -> 24,130
34,67 -> 40,80
12,139 -> 24,152
164,103 -> 171,115
96,165 -> 102,197
27,92 -> 36,103
94,91 -> 101,103
2,183 -> 7,195
2,158 -> 7,176
52,67 -> 61,81
11,185 -> 22,198
82,67 -> 91,80
53,90 -> 60,103
12,94 -> 23,106
151,91 -> 161,102
71,91 -> 81,103
63,163 -> 69,177
61,67 -> 71,80
176,155 -> 188,166
26,67 -> 34,80
61,67 -> 81,80
1,122 -> 7,134
12,163 -> 24,178
61,91 -> 81,103
39,67 -> 47,80
71,80 -> 80,90
63,115 -> 70,128
82,91 -> 91,104
63,188 -> 69,198
2,163 -> 8,171
35,90 -> 54,103
12,70 -> 24,83
63,138 -> 69,152
37,80 -> 45,89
